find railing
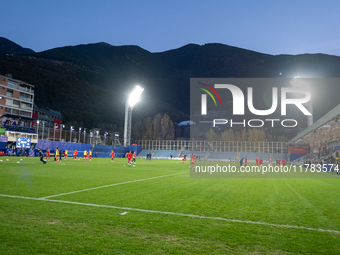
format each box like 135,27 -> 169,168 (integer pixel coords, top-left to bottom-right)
20,111 -> 32,117
19,96 -> 33,102
135,140 -> 288,153
7,81 -> 18,89
19,86 -> 34,93
21,105 -> 32,110
34,127 -> 115,146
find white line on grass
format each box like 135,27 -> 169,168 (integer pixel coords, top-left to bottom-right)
1,193 -> 340,234
39,172 -> 187,199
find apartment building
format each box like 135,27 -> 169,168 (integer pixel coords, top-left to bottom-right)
0,74 -> 34,117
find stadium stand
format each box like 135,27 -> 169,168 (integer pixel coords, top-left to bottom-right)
137,149 -> 153,158
153,150 -> 180,158
272,153 -> 288,161
92,145 -> 113,158
208,151 -> 238,161
239,152 -> 270,162
114,146 -> 128,158
179,150 -> 207,159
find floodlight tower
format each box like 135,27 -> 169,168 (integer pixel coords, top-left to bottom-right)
124,85 -> 144,147
60,124 -> 65,141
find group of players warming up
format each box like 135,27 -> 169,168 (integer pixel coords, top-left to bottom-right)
39,148 -> 95,163
39,148 -> 138,165
239,156 -> 286,168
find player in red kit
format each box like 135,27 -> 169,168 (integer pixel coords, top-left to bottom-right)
73,150 -> 78,160
277,158 -> 281,167
282,158 -> 286,167
127,151 -> 132,165
182,154 -> 185,164
245,156 -> 247,167
190,154 -> 195,169
256,157 -> 259,167
259,157 -> 263,169
46,148 -> 50,161
110,150 -> 115,162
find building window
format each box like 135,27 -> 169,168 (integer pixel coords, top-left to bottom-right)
21,102 -> 31,110
19,92 -> 32,102
7,80 -> 18,89
20,111 -> 31,117
6,89 -> 13,97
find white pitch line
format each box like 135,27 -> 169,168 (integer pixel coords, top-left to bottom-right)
39,172 -> 187,199
1,193 -> 340,234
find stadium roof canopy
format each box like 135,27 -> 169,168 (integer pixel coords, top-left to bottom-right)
289,104 -> 340,146
0,113 -> 34,121
178,120 -> 196,126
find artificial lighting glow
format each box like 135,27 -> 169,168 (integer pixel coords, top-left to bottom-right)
128,85 -> 144,107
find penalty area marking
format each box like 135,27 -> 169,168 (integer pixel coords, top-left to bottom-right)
39,172 -> 187,199
0,193 -> 340,235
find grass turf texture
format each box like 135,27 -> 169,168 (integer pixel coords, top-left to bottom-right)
0,157 -> 339,254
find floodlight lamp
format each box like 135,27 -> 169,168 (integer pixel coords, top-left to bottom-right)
128,85 -> 144,107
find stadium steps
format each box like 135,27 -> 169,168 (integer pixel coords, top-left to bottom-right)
205,151 -> 210,160
237,152 -> 240,160
207,142 -> 215,151
151,150 -> 156,156
177,150 -> 182,157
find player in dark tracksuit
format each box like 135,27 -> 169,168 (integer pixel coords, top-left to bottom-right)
38,149 -> 46,164
240,157 -> 244,167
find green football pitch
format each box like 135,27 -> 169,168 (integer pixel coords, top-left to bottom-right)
1,157 -> 340,254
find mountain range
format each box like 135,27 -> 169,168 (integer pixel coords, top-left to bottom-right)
1,36 -> 340,134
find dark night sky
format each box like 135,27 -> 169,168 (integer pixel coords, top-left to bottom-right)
1,0 -> 340,56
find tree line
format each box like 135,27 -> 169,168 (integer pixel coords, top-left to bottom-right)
132,113 -> 175,141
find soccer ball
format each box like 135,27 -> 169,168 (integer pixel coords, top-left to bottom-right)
78,159 -> 80,160
17,161 -> 20,164
6,159 -> 9,161
133,165 -> 135,167
124,165 -> 125,166
0,160 -> 2,162
20,159 -> 23,161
